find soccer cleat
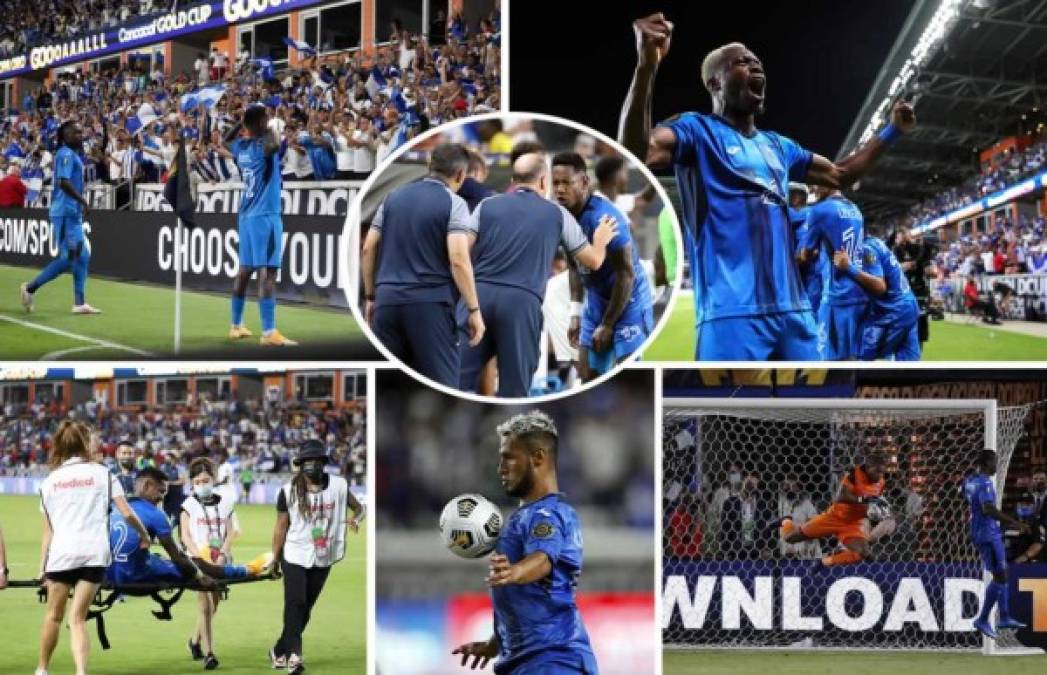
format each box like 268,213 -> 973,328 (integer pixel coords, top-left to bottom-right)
72,303 -> 101,314
228,325 -> 253,340
245,551 -> 275,577
973,618 -> 997,640
189,639 -> 204,660
997,617 -> 1027,630
286,653 -> 305,675
204,653 -> 219,670
270,648 -> 287,669
260,330 -> 299,347
20,283 -> 33,312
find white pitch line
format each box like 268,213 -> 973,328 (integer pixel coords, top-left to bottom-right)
0,314 -> 154,357
41,345 -> 105,360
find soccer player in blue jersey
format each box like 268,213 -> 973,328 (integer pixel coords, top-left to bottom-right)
452,411 -> 598,674
963,449 -> 1029,640
223,105 -> 297,346
107,468 -> 272,589
832,236 -> 921,361
799,187 -> 868,360
619,13 -> 916,360
20,121 -> 101,314
788,183 -> 825,316
551,152 -> 654,381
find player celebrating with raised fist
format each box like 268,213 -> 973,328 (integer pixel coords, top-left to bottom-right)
452,411 -> 597,674
619,13 -> 916,360
20,122 -> 100,315
780,450 -> 893,567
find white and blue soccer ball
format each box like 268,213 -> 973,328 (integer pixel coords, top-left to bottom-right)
439,493 -> 503,559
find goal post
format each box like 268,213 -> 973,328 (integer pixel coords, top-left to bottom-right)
661,397 -> 1038,655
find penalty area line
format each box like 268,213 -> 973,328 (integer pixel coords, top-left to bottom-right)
0,314 -> 154,358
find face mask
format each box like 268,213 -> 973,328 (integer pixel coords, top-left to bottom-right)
120,460 -> 134,470
302,460 -> 325,483
194,483 -> 214,499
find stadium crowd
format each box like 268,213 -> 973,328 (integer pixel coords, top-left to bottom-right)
0,0 -> 175,58
0,8 -> 500,207
0,388 -> 367,489
930,212 -> 1047,278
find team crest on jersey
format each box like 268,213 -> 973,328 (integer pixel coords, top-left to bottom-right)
863,250 -> 876,266
531,522 -> 554,538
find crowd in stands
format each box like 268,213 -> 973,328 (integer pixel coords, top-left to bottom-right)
0,388 -> 367,488
930,212 -> 1047,278
0,7 -> 500,207
0,0 -> 173,58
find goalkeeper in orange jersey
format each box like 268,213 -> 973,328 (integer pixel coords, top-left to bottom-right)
780,451 -> 892,566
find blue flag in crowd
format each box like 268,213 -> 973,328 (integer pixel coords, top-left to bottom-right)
180,84 -> 227,113
282,37 -> 316,57
125,104 -> 158,135
250,57 -> 277,83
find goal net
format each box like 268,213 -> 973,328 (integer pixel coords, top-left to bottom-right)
662,398 -> 1034,654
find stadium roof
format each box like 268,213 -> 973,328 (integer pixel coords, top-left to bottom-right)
838,0 -> 1047,221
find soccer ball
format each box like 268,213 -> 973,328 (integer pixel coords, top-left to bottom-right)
439,493 -> 503,559
867,501 -> 891,523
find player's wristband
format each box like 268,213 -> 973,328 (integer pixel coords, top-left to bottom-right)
845,263 -> 862,280
569,302 -> 583,318
877,123 -> 903,145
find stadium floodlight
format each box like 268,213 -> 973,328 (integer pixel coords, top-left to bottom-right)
857,0 -> 967,147
662,397 -> 1041,656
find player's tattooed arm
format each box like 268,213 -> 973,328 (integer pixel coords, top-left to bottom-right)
157,533 -> 216,587
346,491 -> 365,533
486,552 -> 552,587
618,13 -> 673,164
593,246 -> 636,354
806,101 -> 916,189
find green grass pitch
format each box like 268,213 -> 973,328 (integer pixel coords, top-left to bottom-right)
0,494 -> 366,674
663,650 -> 1045,674
0,264 -> 375,360
644,292 -> 1047,361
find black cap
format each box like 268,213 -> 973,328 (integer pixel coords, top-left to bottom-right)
293,439 -> 327,465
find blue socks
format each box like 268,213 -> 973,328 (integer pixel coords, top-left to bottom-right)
231,295 -> 246,326
979,581 -> 1004,623
223,564 -> 247,579
259,297 -> 276,333
995,581 -> 1011,622
72,252 -> 89,306
30,256 -> 72,294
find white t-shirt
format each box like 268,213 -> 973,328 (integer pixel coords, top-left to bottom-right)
40,458 -> 123,572
352,129 -> 376,173
543,269 -> 577,363
212,51 -> 229,69
195,58 -> 208,84
181,493 -> 236,559
215,460 -> 239,505
280,474 -> 348,568
334,132 -> 354,172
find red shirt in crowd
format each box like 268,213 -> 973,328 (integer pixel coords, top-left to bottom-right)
0,174 -> 27,207
993,251 -> 1006,274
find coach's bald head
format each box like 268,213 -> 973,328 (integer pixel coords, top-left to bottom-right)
511,152 -> 549,193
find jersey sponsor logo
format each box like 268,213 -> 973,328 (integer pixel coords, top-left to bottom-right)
53,477 -> 96,490
727,146 -> 741,156
531,521 -> 554,539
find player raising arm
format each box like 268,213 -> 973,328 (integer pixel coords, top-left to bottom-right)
223,105 -> 298,346
780,450 -> 893,566
452,411 -> 598,673
833,236 -> 921,361
964,449 -> 1029,639
618,13 -> 915,360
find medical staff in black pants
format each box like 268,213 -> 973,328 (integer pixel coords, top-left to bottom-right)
270,440 -> 365,675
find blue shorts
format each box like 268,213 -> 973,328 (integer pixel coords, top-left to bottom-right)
975,538 -> 1007,575
106,554 -> 183,585
580,300 -> 653,371
52,215 -> 84,252
860,307 -> 920,361
239,214 -> 283,269
817,302 -> 866,360
495,649 -> 599,675
697,311 -> 819,361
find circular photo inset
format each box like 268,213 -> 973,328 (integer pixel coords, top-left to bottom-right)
346,113 -> 682,401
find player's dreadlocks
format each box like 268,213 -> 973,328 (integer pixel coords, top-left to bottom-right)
497,410 -> 559,463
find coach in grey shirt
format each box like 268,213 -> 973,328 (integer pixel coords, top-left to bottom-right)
459,152 -> 618,397
361,143 -> 485,387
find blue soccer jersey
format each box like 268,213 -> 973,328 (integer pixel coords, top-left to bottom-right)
964,473 -> 1001,545
861,237 -> 918,318
109,497 -> 170,577
50,145 -> 84,219
231,137 -> 282,217
491,493 -> 596,674
800,195 -> 866,306
658,112 -> 812,325
791,207 -> 827,313
576,193 -> 652,313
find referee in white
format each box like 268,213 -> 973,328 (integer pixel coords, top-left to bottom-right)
37,420 -> 150,675
269,440 -> 365,675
